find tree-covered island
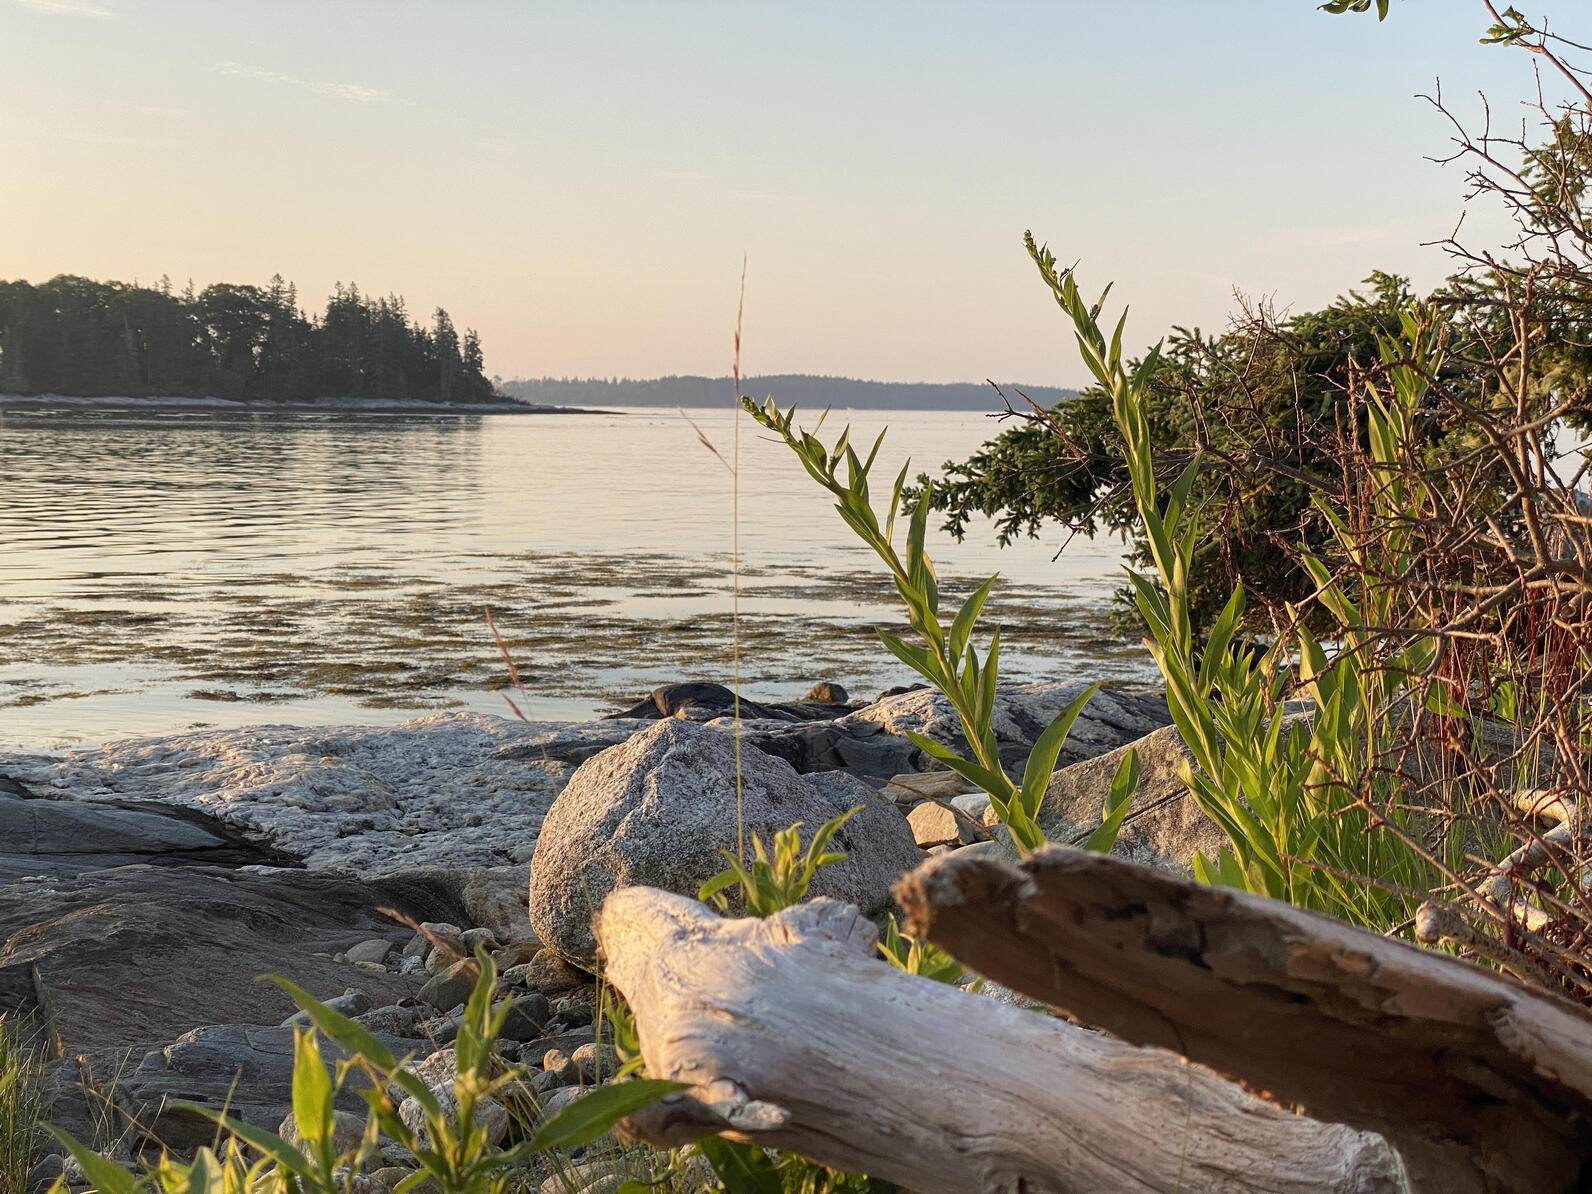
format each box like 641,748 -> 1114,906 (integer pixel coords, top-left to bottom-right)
0,274 -> 499,405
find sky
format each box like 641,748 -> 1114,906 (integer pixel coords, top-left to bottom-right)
0,0 -> 1559,387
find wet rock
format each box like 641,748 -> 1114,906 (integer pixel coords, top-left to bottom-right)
525,719 -> 921,965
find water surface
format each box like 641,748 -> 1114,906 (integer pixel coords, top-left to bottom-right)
0,404 -> 1149,750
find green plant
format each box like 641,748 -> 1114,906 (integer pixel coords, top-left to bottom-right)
696,1137 -> 898,1194
697,807 -> 859,916
1,1015 -> 45,1194
878,917 -> 968,987
50,950 -> 683,1194
743,396 -> 1113,853
1026,233 -> 1436,929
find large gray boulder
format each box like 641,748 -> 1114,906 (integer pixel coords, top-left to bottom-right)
526,719 -> 922,965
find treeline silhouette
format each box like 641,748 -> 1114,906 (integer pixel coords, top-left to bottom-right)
500,374 -> 1077,411
0,274 -> 498,404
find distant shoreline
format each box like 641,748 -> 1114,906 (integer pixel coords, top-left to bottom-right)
500,373 -> 1078,412
0,393 -> 612,416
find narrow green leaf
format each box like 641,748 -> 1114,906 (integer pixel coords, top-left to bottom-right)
1020,684 -> 1098,802
949,573 -> 999,660
264,975 -> 397,1071
696,1136 -> 784,1194
290,1026 -> 335,1162
1084,748 -> 1140,853
526,1078 -> 686,1153
47,1131 -> 149,1194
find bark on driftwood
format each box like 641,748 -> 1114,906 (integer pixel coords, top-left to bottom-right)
895,845 -> 1592,1194
596,886 -> 1407,1194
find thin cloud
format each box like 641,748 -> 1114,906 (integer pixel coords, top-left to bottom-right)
210,61 -> 390,105
13,0 -> 116,16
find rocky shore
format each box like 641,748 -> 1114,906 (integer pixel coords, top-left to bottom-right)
1,678 -> 1177,1191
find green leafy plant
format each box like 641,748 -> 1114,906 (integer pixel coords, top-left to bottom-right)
1026,232 -> 1435,928
743,396 -> 1104,853
878,917 -> 968,987
697,807 -> 859,916
696,1137 -> 898,1194
50,950 -> 683,1194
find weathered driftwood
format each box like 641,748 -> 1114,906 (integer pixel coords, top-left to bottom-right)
596,887 -> 1407,1194
895,845 -> 1592,1194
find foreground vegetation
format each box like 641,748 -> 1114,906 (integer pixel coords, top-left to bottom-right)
20,1 -> 1592,1190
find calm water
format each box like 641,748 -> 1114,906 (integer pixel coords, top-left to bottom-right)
0,404 -> 1149,751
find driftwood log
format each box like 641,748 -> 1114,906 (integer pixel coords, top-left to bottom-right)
896,846 -> 1592,1194
596,886 -> 1408,1194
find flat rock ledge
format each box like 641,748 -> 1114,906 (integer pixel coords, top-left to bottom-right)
2,682 -> 1170,876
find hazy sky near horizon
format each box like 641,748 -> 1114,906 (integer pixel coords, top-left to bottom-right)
0,0 -> 1554,387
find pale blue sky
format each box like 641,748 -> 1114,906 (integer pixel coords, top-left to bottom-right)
0,1 -> 1547,385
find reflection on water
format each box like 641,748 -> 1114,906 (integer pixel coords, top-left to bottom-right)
0,405 -> 1147,750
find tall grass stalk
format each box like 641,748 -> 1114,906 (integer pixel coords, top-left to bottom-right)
1,1016 -> 44,1194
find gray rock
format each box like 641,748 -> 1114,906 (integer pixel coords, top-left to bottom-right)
26,1154 -> 65,1194
490,940 -> 539,970
525,719 -> 921,965
0,865 -> 443,1052
570,1042 -> 618,1083
119,1023 -> 431,1151
279,1108 -> 366,1154
852,683 -> 1171,775
420,922 -> 465,953
532,1066 -> 569,1094
354,1004 -> 422,1037
394,1048 -> 508,1149
0,781 -> 298,881
345,939 -> 397,966
283,990 -> 371,1027
950,792 -> 993,821
4,714 -> 574,873
498,993 -> 551,1041
1010,724 -> 1226,873
906,802 -> 968,848
417,959 -> 479,1011
541,1085 -> 591,1115
521,950 -> 587,993
460,928 -> 500,954
880,770 -> 977,805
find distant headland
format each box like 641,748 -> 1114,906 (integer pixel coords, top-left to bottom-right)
499,374 -> 1078,411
